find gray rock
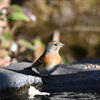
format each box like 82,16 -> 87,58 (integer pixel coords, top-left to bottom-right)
41,59 -> 100,100
43,59 -> 100,92
1,59 -> 100,100
49,92 -> 99,100
0,62 -> 42,99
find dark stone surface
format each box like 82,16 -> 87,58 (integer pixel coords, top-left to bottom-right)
1,59 -> 100,100
0,62 -> 42,99
43,59 -> 100,92
41,59 -> 100,100
49,92 -> 100,100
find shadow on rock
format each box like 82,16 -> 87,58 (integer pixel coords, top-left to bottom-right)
43,70 -> 100,93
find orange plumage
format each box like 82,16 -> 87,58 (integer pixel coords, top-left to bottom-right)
42,53 -> 61,67
31,40 -> 65,75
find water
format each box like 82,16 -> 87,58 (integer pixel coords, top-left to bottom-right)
0,92 -> 100,100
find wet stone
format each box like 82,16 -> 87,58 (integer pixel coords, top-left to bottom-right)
38,59 -> 100,100
43,59 -> 100,92
1,59 -> 100,100
0,62 -> 42,99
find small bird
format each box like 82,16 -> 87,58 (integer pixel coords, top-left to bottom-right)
31,40 -> 65,75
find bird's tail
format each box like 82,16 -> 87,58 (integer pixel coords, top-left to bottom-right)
24,64 -> 34,70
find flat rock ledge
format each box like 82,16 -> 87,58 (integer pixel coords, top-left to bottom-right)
43,59 -> 100,100
0,62 -> 42,99
1,59 -> 100,100
43,59 -> 100,93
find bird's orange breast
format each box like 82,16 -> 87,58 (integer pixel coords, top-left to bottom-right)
42,53 -> 61,67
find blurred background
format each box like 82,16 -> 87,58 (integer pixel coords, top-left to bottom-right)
0,0 -> 100,67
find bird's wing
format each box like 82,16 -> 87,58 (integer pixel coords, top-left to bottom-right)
32,54 -> 44,67
33,59 -> 42,66
24,54 -> 44,71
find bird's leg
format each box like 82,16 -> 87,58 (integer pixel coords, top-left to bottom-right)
47,74 -> 60,81
39,74 -> 50,84
39,74 -> 60,84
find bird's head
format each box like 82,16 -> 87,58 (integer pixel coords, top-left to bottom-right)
45,40 -> 65,54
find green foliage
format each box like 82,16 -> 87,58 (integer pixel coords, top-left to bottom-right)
8,12 -> 30,21
18,39 -> 35,50
0,0 -> 3,3
32,39 -> 45,49
0,11 -> 3,15
3,33 -> 11,40
61,53 -> 71,65
1,33 -> 11,47
10,4 -> 23,12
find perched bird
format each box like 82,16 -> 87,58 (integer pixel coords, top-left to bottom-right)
31,40 -> 65,75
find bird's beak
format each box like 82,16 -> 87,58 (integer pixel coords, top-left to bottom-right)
60,43 -> 65,47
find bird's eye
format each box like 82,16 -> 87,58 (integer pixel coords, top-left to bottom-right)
54,44 -> 57,46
